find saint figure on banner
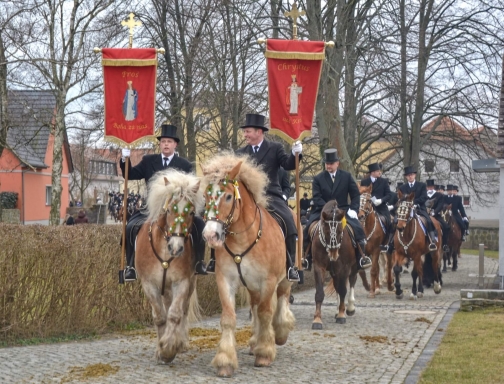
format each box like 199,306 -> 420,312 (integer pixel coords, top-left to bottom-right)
123,81 -> 138,121
285,74 -> 302,115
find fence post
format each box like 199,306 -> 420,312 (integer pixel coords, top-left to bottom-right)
478,243 -> 485,289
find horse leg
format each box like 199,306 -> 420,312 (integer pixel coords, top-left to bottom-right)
253,282 -> 277,368
394,263 -> 403,299
386,251 -> 394,292
417,260 -> 424,298
451,249 -> 458,271
157,280 -> 192,363
335,277 -> 347,324
442,251 -> 448,273
432,249 -> 443,294
272,278 -> 295,346
312,264 -> 325,330
248,291 -> 260,355
372,249 -> 382,296
346,272 -> 358,317
211,275 -> 238,378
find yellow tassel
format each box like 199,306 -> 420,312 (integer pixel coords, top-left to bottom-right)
341,216 -> 347,229
233,181 -> 241,200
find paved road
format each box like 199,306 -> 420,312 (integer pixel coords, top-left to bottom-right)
0,254 -> 498,384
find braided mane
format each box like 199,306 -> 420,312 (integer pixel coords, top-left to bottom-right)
201,151 -> 269,208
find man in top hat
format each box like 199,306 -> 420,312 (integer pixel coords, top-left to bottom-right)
302,148 -> 371,270
360,162 -> 394,250
300,192 -> 311,212
444,185 -> 469,241
228,113 -> 302,282
399,166 -> 438,250
119,124 -> 208,282
425,179 -> 450,252
278,167 -> 291,204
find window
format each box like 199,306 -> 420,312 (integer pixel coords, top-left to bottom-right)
424,159 -> 434,173
45,186 -> 52,205
463,195 -> 470,207
89,160 -> 117,176
195,114 -> 210,132
449,159 -> 460,173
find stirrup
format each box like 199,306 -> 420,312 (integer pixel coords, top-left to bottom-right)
380,244 -> 389,252
206,258 -> 216,274
428,243 -> 437,251
124,266 -> 137,282
302,258 -> 311,271
287,267 -> 300,282
194,261 -> 208,275
359,255 -> 372,269
443,244 -> 449,252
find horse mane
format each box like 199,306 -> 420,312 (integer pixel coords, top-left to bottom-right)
145,169 -> 204,223
201,151 -> 269,208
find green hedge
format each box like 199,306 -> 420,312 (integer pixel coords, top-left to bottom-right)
0,192 -> 18,209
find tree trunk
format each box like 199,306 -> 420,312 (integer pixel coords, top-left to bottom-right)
49,101 -> 66,225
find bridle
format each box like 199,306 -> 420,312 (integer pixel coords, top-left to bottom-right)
317,203 -> 346,256
395,199 -> 416,255
359,192 -> 377,241
149,195 -> 195,295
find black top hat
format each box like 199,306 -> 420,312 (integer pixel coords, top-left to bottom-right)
323,149 -> 339,163
446,184 -> 455,190
426,179 -> 435,187
367,163 -> 381,172
157,124 -> 180,143
303,193 -> 308,197
434,184 -> 439,189
240,113 -> 269,131
403,166 -> 417,175
453,185 -> 459,191
439,185 -> 445,190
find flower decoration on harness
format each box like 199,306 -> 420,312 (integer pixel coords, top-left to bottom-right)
204,177 -> 228,221
397,200 -> 413,221
163,199 -> 193,236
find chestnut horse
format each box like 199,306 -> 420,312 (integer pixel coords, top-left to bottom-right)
439,203 -> 462,272
201,153 -> 295,378
311,201 -> 364,329
358,184 -> 394,296
393,191 -> 443,299
135,169 -> 202,364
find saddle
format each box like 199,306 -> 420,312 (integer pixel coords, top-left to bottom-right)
268,209 -> 287,238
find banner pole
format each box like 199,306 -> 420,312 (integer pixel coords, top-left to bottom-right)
119,157 -> 129,284
295,152 -> 304,284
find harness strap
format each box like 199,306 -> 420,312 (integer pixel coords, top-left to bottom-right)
149,224 -> 175,296
223,208 -> 263,288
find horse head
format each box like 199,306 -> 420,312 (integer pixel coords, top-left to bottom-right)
358,184 -> 373,222
319,201 -> 346,260
202,161 -> 243,248
146,170 -> 203,257
440,203 -> 453,223
396,190 -> 415,232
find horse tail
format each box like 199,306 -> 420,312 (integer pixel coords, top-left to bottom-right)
187,283 -> 202,323
359,270 -> 370,291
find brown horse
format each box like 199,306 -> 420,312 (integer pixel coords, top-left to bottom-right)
393,191 -> 443,299
311,201 -> 363,329
135,169 -> 202,364
358,184 -> 394,296
201,153 -> 295,378
439,203 -> 462,272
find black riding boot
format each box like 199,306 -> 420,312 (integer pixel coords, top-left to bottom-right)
206,248 -> 216,274
192,218 -> 208,275
124,242 -> 137,281
356,239 -> 372,269
302,233 -> 312,271
286,234 -> 300,282
428,231 -> 438,251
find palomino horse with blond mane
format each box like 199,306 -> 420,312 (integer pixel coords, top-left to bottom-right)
201,153 -> 296,378
393,191 -> 443,299
135,169 -> 202,364
358,184 -> 394,296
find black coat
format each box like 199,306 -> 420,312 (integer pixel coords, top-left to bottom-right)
360,176 -> 393,217
443,195 -> 467,218
278,167 -> 291,201
120,154 -> 193,184
399,181 -> 428,212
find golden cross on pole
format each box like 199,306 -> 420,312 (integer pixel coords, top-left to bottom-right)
284,2 -> 305,40
121,13 -> 142,48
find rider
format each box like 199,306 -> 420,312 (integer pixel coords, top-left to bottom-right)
206,113 -> 302,282
445,185 -> 470,241
427,179 -> 450,252
359,162 -> 394,250
278,167 -> 291,205
119,124 -> 207,282
398,166 -> 438,251
302,149 -> 372,271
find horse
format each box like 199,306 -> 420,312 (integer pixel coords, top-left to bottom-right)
358,184 -> 394,296
201,153 -> 295,378
311,200 -> 364,329
439,203 -> 462,272
392,190 -> 443,300
134,169 -> 202,364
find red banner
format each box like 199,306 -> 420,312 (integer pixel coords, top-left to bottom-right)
266,39 -> 325,143
102,48 -> 157,146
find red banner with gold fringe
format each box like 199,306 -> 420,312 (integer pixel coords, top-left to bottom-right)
265,39 -> 325,144
102,48 -> 157,146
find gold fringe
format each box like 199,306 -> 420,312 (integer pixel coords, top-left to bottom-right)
102,59 -> 158,67
265,51 -> 325,60
268,128 -> 313,145
103,134 -> 158,149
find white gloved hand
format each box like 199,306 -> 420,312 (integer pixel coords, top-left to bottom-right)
122,148 -> 131,159
372,198 -> 382,206
387,204 -> 393,211
347,209 -> 358,219
282,194 -> 287,201
292,140 -> 302,155
371,196 -> 377,203
463,217 -> 469,222
413,204 -> 417,209
430,211 -> 435,216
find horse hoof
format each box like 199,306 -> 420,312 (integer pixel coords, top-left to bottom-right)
346,309 -> 355,317
312,322 -> 323,330
368,292 -> 375,299
254,356 -> 272,367
156,354 -> 176,365
375,289 -> 381,295
335,317 -> 346,324
217,366 -> 235,378
396,293 -> 403,300
417,292 -> 424,298
275,337 -> 288,346
409,293 -> 417,300
452,267 -> 457,272
442,268 -> 447,273
434,283 -> 442,294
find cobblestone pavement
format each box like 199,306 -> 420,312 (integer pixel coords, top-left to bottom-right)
0,254 -> 498,384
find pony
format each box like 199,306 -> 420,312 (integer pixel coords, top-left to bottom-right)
311,200 -> 365,329
134,169 -> 203,364
439,203 -> 462,272
392,190 -> 443,299
358,184 -> 394,296
201,153 -> 295,378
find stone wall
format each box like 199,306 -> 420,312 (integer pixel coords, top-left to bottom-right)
66,204 -> 107,224
462,226 -> 499,251
0,209 -> 20,224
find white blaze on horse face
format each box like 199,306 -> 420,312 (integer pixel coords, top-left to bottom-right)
202,183 -> 225,248
167,198 -> 188,257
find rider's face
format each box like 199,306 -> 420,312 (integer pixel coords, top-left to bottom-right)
159,138 -> 177,157
405,173 -> 416,183
242,127 -> 264,146
325,161 -> 339,174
